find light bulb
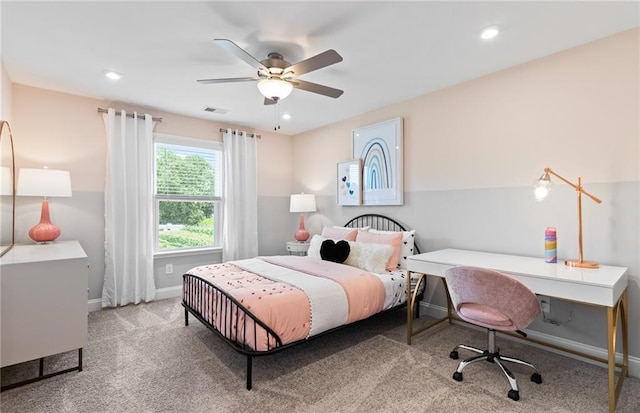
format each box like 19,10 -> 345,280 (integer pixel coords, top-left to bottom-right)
534,185 -> 549,201
533,175 -> 552,202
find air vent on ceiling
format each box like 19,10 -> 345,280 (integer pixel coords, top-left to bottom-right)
202,106 -> 228,114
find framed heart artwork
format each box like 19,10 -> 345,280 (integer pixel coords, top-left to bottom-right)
337,159 -> 362,205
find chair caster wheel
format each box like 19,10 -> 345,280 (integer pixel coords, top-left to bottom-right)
508,389 -> 520,401
531,372 -> 542,384
452,371 -> 463,382
450,351 -> 459,360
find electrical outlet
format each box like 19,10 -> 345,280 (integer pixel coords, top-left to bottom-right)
165,263 -> 173,275
539,296 -> 551,313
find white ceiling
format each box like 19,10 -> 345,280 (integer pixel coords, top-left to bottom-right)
2,1 -> 638,135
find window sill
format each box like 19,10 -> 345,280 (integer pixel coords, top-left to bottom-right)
154,247 -> 222,260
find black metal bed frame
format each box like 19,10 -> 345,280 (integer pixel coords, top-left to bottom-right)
182,214 -> 424,390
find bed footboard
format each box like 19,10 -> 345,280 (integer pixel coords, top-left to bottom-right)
182,273 -> 284,389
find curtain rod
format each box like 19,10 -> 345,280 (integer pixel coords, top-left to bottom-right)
97,107 -> 163,122
219,128 -> 261,139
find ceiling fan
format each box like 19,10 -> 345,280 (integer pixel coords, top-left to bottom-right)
197,39 -> 344,105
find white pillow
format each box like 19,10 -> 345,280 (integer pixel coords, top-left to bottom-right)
344,241 -> 394,274
307,234 -> 327,259
369,229 -> 416,269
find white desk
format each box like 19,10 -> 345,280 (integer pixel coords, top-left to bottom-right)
406,249 -> 628,413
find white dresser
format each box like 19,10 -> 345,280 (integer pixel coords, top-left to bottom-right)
0,241 -> 88,382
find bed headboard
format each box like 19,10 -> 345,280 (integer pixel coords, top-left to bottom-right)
343,214 -> 421,254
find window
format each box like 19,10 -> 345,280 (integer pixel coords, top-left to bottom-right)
154,134 -> 222,252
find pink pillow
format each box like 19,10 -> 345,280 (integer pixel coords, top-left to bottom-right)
355,229 -> 402,271
321,226 -> 358,241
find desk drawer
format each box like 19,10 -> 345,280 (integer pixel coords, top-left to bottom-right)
407,260 -> 451,277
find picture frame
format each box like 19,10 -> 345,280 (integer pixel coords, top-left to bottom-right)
352,117 -> 403,205
337,159 -> 362,206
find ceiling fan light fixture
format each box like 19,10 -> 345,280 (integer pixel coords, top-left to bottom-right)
257,78 -> 293,100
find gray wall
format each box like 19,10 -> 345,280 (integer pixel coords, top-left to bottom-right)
15,193 -> 294,301
309,181 -> 639,354
17,173 -> 637,356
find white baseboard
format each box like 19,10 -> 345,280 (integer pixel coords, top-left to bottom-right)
419,302 -> 640,379
87,285 -> 183,312
155,285 -> 183,300
88,298 -> 102,312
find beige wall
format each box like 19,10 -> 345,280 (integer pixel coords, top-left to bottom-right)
1,60 -> 12,121
10,84 -> 295,300
12,86 -> 106,191
295,28 -> 639,193
0,0 -> 11,120
11,85 -> 293,195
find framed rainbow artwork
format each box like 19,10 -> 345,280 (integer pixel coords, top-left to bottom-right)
352,117 -> 403,205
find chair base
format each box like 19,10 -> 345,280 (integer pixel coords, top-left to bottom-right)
449,329 -> 542,401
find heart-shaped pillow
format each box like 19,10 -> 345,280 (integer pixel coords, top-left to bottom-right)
320,239 -> 351,263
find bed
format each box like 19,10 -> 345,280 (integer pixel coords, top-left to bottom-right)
182,214 -> 424,390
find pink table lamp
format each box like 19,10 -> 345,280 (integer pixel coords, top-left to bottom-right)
289,193 -> 316,242
17,167 -> 72,243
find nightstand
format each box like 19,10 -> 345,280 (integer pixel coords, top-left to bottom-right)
286,241 -> 310,256
1,240 -> 88,390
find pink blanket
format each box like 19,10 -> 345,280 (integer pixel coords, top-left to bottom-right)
184,257 -> 385,351
262,256 -> 385,323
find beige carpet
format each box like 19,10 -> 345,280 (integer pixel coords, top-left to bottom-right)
1,297 -> 638,412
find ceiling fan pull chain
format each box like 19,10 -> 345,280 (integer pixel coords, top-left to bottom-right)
273,99 -> 281,130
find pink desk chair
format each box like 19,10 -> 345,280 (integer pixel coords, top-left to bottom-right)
445,266 -> 543,401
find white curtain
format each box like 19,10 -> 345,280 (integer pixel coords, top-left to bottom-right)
222,129 -> 258,261
102,109 -> 156,307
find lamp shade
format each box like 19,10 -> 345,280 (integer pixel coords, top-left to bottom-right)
257,78 -> 293,100
290,193 -> 316,213
17,168 -> 72,197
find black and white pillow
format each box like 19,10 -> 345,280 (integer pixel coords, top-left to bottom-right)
368,229 -> 416,269
319,239 -> 351,263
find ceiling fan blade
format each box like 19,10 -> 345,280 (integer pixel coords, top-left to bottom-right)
264,98 -> 277,106
284,49 -> 343,77
214,39 -> 267,72
291,79 -> 344,98
197,77 -> 259,84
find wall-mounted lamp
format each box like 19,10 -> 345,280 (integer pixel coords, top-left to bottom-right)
533,167 -> 602,268
17,167 -> 72,243
289,193 -> 316,242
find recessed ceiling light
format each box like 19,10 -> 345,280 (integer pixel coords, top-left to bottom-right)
282,113 -> 292,120
480,26 -> 499,40
104,70 -> 122,80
